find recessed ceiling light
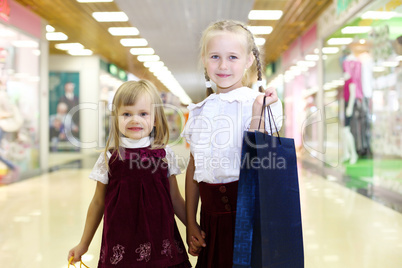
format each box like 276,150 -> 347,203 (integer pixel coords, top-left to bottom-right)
46,32 -> 68,41
108,27 -> 139,36
361,11 -> 396,20
77,0 -> 113,2
327,38 -> 353,45
322,47 -> 340,54
120,38 -> 148,47
67,49 -> 93,56
92,12 -> 128,22
247,26 -> 273,35
255,37 -> 266,46
55,43 -> 84,50
12,40 -> 39,48
130,48 -> 155,55
248,10 -> 283,20
137,55 -> 160,62
143,61 -> 164,68
46,25 -> 55,32
305,54 -> 320,61
341,26 -> 371,34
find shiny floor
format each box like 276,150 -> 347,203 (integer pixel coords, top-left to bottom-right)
1,147 -> 402,268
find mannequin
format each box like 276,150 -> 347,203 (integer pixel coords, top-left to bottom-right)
342,52 -> 363,164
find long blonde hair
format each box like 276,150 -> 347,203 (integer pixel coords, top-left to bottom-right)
200,20 -> 264,96
104,80 -> 169,166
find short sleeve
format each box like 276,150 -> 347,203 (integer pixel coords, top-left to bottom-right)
164,146 -> 181,177
88,153 -> 109,184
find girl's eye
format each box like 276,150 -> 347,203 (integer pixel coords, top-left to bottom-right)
229,55 -> 238,60
122,112 -> 131,117
211,55 -> 219,59
140,112 -> 148,117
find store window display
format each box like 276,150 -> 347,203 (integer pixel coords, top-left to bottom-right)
341,41 -> 373,164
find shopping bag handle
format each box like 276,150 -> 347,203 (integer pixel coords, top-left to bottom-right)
68,256 -> 90,268
258,96 -> 281,144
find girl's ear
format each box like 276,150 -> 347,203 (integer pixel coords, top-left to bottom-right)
246,52 -> 254,69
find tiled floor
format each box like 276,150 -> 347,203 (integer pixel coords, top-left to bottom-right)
1,146 -> 402,267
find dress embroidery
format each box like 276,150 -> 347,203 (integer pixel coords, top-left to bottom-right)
100,248 -> 106,263
161,239 -> 173,258
135,242 -> 151,262
175,240 -> 184,254
110,244 -> 125,265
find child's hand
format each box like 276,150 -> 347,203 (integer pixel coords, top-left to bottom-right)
187,223 -> 206,256
68,244 -> 88,264
253,87 -> 279,113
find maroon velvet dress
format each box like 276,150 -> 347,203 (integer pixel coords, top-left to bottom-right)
98,147 -> 191,268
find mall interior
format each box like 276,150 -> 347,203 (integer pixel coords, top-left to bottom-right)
1,0 -> 402,267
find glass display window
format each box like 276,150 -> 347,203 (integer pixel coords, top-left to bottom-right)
322,0 -> 402,197
0,22 -> 40,184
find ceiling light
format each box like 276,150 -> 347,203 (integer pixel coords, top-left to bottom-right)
361,11 -> 396,20
46,25 -> 55,32
77,0 -> 113,2
0,29 -> 17,37
55,43 -> 84,50
46,32 -> 68,41
67,49 -> 93,56
143,61 -> 164,68
92,12 -> 128,22
108,27 -> 139,36
382,61 -> 399,67
137,55 -> 160,62
130,48 -> 155,55
341,26 -> 371,34
120,38 -> 148,47
322,47 -> 340,54
373,66 -> 385,72
255,37 -> 266,46
305,54 -> 319,61
248,10 -> 283,20
327,38 -> 353,45
12,40 -> 39,48
247,26 -> 273,35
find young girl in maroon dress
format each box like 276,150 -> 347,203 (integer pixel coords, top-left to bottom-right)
68,80 -> 191,268
182,20 -> 283,267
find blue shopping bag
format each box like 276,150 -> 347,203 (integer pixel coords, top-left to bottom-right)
233,105 -> 304,268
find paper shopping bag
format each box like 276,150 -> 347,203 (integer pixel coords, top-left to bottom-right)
233,106 -> 304,268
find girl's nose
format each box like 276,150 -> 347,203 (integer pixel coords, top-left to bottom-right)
218,59 -> 228,70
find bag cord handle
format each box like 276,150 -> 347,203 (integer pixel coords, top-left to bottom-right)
68,256 -> 90,268
257,97 -> 281,144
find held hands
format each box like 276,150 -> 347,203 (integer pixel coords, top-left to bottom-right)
187,223 -> 206,256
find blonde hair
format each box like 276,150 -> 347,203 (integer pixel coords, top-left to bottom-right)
200,20 -> 264,96
104,80 -> 169,167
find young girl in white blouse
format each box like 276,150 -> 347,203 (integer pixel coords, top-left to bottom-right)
182,20 -> 283,267
68,80 -> 191,268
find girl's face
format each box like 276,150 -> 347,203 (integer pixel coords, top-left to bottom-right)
117,93 -> 155,140
203,31 -> 254,93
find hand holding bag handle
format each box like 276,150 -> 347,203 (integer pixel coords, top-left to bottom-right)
257,97 -> 281,144
68,256 -> 90,268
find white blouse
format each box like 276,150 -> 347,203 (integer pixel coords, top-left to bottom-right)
89,137 -> 181,184
181,87 -> 283,184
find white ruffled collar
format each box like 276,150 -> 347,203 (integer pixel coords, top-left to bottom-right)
120,136 -> 151,148
188,87 -> 256,110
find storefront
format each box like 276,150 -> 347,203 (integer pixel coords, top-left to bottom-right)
0,0 -> 42,184
319,0 -> 402,208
